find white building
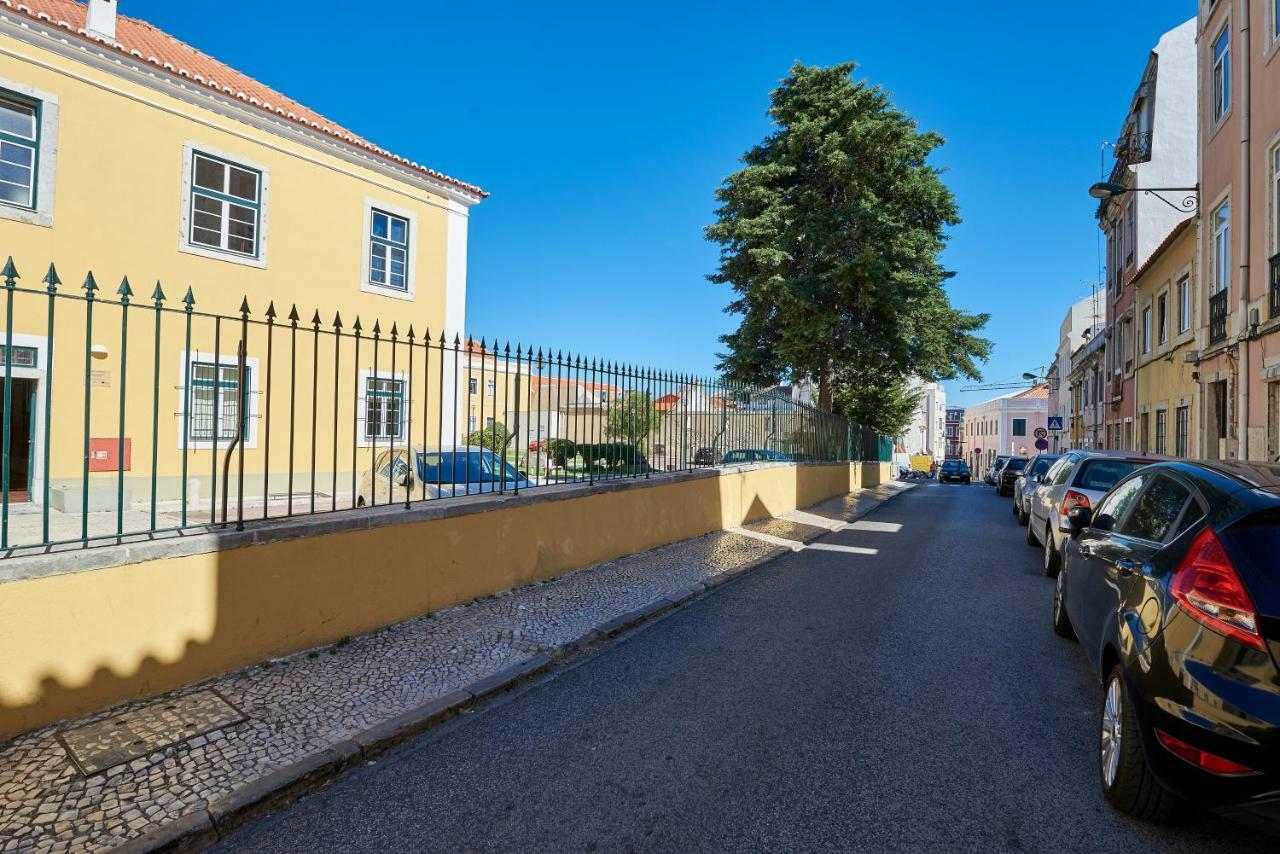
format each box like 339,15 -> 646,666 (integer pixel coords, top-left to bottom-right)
898,378 -> 946,462
1048,295 -> 1103,452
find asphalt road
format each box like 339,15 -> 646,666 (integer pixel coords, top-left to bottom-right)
217,481 -> 1276,852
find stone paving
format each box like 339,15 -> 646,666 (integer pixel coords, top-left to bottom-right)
0,482 -> 907,853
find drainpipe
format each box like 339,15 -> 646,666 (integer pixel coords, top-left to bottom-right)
1237,0 -> 1252,459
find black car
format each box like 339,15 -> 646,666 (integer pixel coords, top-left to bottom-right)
938,459 -> 970,484
692,447 -> 720,466
1053,461 -> 1280,828
996,456 -> 1029,497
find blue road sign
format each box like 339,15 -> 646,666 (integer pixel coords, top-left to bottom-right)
1047,416 -> 1064,432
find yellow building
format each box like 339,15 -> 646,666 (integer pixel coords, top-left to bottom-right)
0,0 -> 484,534
1131,217 -> 1197,458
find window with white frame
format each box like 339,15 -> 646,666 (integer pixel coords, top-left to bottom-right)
364,377 -> 405,440
1274,144 -> 1280,255
469,377 -> 478,395
188,362 -> 249,442
486,378 -> 496,397
1213,200 -> 1230,294
0,94 -> 38,210
1177,274 -> 1192,332
368,209 -> 409,291
188,151 -> 262,258
1125,202 -> 1136,268
1113,217 -> 1124,294
468,414 -> 478,432
1212,26 -> 1230,124
1157,292 -> 1168,345
1142,305 -> 1152,354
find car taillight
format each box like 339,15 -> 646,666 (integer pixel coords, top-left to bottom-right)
1169,527 -> 1266,652
1155,730 -> 1256,776
1060,489 -> 1090,516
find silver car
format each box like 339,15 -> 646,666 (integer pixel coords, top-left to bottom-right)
1026,450 -> 1167,576
1012,453 -> 1060,526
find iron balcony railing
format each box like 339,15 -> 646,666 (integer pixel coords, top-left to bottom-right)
0,257 -> 891,556
1270,253 -> 1280,320
1209,289 -> 1229,345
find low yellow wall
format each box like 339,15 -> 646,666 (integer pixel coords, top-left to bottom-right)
0,462 -> 889,738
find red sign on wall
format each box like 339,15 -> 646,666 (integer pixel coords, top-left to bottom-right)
88,438 -> 131,472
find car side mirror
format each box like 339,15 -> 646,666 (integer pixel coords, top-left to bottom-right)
1067,505 -> 1092,537
1093,513 -> 1115,532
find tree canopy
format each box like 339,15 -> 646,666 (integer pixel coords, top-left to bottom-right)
707,62 -> 991,418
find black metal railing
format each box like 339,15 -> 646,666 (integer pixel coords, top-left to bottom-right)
1269,253 -> 1280,320
1209,289 -> 1229,345
0,257 -> 891,555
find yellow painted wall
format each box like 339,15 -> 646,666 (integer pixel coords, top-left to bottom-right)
0,33 -> 467,504
0,462 -> 889,737
1132,223 -> 1198,456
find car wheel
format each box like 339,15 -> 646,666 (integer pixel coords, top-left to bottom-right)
1026,515 -> 1040,546
1043,524 -> 1061,577
1053,568 -> 1075,639
1099,666 -> 1179,821
1011,496 -> 1019,515
1018,504 -> 1030,526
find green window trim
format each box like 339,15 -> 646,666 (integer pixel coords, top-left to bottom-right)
364,377 -> 405,440
0,92 -> 39,212
188,361 -> 251,442
189,151 -> 263,259
369,209 -> 410,291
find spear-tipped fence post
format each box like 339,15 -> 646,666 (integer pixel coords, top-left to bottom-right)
148,282 -> 165,532
404,325 -> 415,510
286,305 -> 299,517
79,271 -> 98,543
350,316 -> 362,506
179,287 -> 194,527
1,258 -> 17,549
114,277 -> 133,538
263,302 -> 277,519
309,310 -> 321,515
40,263 -> 60,544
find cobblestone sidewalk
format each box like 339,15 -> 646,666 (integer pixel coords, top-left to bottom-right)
0,483 -> 909,853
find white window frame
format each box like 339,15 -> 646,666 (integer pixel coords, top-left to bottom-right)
363,375 -> 406,442
1157,290 -> 1169,346
179,142 -> 269,269
1125,202 -> 1136,269
1177,274 -> 1192,333
1213,198 -> 1231,295
1212,24 -> 1231,127
0,77 -> 57,228
357,370 -> 409,447
486,377 -> 496,397
1141,304 -> 1152,354
175,351 -> 261,450
360,197 -> 418,302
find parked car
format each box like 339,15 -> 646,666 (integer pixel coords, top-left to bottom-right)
692,447 -> 721,466
357,445 -> 531,505
1026,450 -> 1168,576
1013,454 -> 1061,525
985,455 -> 1012,486
938,459 -> 971,484
996,456 -> 1029,496
1053,461 -> 1280,826
722,449 -> 792,464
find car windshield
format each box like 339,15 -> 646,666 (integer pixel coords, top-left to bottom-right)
942,461 -> 962,470
1029,456 -> 1059,477
1075,459 -> 1147,492
416,451 -> 520,484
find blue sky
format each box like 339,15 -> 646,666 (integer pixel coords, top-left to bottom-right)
124,0 -> 1195,408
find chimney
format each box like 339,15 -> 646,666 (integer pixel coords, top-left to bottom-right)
86,0 -> 118,42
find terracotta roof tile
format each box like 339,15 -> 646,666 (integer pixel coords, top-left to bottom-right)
2,1 -> 485,197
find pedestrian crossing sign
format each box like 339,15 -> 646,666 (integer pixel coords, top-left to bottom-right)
1047,416 -> 1064,432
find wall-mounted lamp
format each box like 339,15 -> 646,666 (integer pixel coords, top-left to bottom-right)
1088,181 -> 1199,213
91,344 -> 108,360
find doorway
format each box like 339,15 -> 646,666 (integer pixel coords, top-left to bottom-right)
3,378 -> 35,502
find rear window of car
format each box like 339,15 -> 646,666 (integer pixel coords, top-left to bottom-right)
1029,456 -> 1059,477
1004,458 -> 1029,472
1074,459 -> 1146,491
1225,513 -> 1280,574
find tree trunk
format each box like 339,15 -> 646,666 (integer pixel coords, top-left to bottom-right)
817,362 -> 833,412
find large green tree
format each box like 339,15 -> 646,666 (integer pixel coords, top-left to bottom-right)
707,62 -> 991,414
604,390 -> 662,450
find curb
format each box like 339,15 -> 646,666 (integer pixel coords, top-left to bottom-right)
123,482 -> 911,853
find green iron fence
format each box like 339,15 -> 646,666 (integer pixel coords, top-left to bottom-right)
0,256 -> 891,555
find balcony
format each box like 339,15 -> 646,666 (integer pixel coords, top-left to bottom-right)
1114,130 -> 1153,167
1270,253 -> 1280,320
1209,289 -> 1229,345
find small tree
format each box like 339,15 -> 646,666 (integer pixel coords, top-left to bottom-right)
605,391 -> 662,450
465,420 -> 511,453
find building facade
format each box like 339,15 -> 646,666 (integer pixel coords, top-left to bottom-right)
1068,332 -> 1108,451
1050,295 -> 1103,452
962,386 -> 1049,480
944,407 -> 964,459
1194,0 -> 1280,462
0,1 -> 485,512
1097,18 -> 1197,454
898,378 -> 946,462
1132,218 -> 1199,457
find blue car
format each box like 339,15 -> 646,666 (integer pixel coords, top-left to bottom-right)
721,449 -> 793,464
358,445 -> 531,505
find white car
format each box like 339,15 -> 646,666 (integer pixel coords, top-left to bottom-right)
1026,451 -> 1167,576
1012,453 -> 1060,525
